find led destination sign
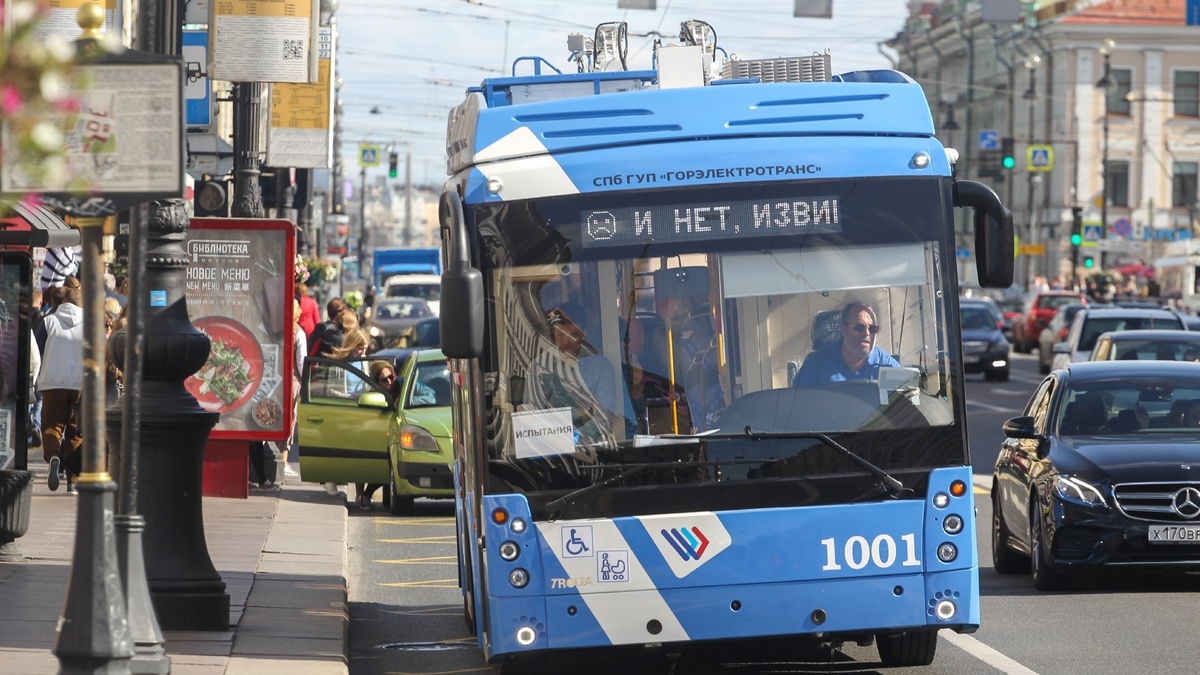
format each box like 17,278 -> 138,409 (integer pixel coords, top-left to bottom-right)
581,196 -> 842,248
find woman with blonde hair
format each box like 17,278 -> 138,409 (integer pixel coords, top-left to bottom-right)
329,328 -> 369,361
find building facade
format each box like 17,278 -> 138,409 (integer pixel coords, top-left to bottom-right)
889,0 -> 1199,286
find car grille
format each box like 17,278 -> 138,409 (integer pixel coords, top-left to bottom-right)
1112,482 -> 1200,523
962,341 -> 988,354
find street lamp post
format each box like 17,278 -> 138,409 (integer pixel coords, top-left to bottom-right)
1096,39 -> 1116,260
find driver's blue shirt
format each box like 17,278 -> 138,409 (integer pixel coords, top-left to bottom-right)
792,341 -> 900,387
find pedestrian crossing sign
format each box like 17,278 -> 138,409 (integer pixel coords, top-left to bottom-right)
359,144 -> 380,167
1026,145 -> 1053,172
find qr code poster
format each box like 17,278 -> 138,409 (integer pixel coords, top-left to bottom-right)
211,1 -> 318,84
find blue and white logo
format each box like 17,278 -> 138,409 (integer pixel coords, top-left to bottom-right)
978,130 -> 998,151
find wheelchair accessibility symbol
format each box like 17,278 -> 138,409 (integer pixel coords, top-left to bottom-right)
561,526 -> 593,558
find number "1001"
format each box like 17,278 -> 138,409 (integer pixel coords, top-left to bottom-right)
821,534 -> 922,571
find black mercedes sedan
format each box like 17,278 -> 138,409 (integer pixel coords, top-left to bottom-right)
991,360 -> 1200,590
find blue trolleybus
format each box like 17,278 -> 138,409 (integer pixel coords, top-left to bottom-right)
438,20 -> 1013,671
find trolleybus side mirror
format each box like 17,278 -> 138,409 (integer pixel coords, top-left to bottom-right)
439,190 -> 484,359
953,180 -> 1014,290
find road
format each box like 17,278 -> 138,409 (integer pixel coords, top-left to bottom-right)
346,353 -> 1200,674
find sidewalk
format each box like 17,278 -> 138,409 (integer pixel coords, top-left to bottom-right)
0,460 -> 350,675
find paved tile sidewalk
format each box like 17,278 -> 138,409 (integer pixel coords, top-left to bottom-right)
0,461 -> 349,675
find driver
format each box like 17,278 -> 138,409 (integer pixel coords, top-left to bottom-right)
792,302 -> 900,387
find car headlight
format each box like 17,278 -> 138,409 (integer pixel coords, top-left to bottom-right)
1053,475 -> 1107,508
399,424 -> 441,453
369,325 -> 383,337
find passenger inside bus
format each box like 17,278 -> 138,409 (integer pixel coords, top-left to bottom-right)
652,267 -> 724,430
791,302 -> 901,387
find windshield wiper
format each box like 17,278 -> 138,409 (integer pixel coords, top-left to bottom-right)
545,458 -> 775,520
742,426 -> 910,498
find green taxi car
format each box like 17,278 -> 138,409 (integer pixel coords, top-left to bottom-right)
298,349 -> 453,514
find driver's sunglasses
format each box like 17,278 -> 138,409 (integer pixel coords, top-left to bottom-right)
846,322 -> 879,335
381,373 -> 396,383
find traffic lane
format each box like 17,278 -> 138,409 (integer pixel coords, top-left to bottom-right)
965,353 -> 1043,478
353,505 -> 1012,674
975,490 -> 1200,675
346,499 -> 489,675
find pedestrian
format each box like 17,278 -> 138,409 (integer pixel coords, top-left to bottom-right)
38,285 -> 84,493
34,277 -> 79,354
295,282 -> 320,338
277,299 -> 306,480
309,297 -> 348,356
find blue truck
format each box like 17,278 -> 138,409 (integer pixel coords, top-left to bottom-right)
372,247 -> 443,315
371,247 -> 441,288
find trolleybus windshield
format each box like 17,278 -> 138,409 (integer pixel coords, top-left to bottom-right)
476,177 -> 965,513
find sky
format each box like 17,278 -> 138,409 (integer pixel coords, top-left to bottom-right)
333,0 -> 914,189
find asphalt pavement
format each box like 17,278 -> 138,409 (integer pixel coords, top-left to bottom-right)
0,459 -> 350,675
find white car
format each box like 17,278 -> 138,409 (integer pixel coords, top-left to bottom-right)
1049,307 -> 1186,371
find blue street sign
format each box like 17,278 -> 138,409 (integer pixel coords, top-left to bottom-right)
1189,0 -> 1199,26
1112,218 -> 1132,239
182,30 -> 210,127
979,129 -> 999,151
1083,225 -> 1101,243
955,247 -> 971,259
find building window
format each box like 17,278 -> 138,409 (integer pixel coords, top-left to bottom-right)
1106,161 -> 1129,207
1174,162 -> 1198,209
1107,69 -> 1132,115
1176,71 -> 1200,117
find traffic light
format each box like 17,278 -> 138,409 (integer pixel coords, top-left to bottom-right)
388,151 -> 398,178
1000,137 -> 1015,170
1083,255 -> 1095,269
1070,205 -> 1083,268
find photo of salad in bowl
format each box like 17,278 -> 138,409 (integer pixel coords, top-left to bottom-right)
186,317 -> 264,414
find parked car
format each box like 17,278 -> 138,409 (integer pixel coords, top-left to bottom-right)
1048,307 -> 1186,372
298,349 -> 453,514
1013,291 -> 1087,353
1036,303 -> 1088,374
367,297 -> 433,348
991,360 -> 1200,590
959,298 -> 1010,381
1088,329 -> 1200,362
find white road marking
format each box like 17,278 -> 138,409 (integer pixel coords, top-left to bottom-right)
942,630 -> 1041,675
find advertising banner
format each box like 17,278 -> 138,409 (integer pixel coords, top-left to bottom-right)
184,219 -> 296,440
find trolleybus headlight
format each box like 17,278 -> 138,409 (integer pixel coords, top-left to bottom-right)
515,625 -> 537,646
910,152 -> 931,169
936,542 -> 958,563
510,518 -> 527,534
942,514 -> 964,535
933,492 -> 950,508
499,541 -> 520,562
487,177 -> 503,194
509,568 -> 529,588
935,600 -> 956,620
